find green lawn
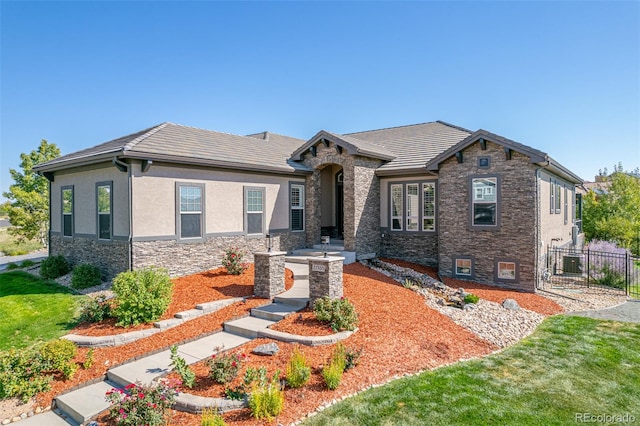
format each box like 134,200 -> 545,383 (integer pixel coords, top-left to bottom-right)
0,271 -> 86,350
303,315 -> 640,425
0,227 -> 43,256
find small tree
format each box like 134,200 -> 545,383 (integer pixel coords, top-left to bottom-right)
2,140 -> 60,246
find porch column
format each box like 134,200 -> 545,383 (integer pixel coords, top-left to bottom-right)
308,256 -> 344,305
253,251 -> 286,298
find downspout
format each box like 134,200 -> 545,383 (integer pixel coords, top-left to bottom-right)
113,157 -> 133,272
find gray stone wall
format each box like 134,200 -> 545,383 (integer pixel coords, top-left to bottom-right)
308,257 -> 344,305
301,141 -> 382,256
381,233 -> 438,266
132,230 -> 306,277
437,141 -> 538,292
50,233 -> 129,280
253,251 -> 286,298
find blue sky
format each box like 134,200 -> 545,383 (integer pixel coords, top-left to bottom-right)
1,1 -> 639,201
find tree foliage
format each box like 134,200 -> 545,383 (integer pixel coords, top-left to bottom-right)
583,163 -> 640,255
2,140 -> 60,245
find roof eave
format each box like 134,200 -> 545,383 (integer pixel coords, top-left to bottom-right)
538,158 -> 583,184
375,167 -> 438,177
32,150 -> 123,172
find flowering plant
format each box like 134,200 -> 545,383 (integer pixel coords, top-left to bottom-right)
207,351 -> 246,384
105,378 -> 180,426
221,247 -> 249,275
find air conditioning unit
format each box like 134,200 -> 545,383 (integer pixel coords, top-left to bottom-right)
563,255 -> 582,274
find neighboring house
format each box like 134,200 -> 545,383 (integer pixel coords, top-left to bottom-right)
33,120 -> 583,292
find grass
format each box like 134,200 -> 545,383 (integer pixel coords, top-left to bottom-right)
303,315 -> 640,425
0,227 -> 43,256
0,271 -> 86,350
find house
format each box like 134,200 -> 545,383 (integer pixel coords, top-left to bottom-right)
33,120 -> 583,292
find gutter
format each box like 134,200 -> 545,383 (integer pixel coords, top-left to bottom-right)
113,157 -> 133,272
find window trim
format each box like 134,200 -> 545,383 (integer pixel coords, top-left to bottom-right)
61,185 -> 74,238
564,185 -> 569,224
469,175 -> 501,230
244,186 -> 266,237
494,258 -> 519,282
550,178 -> 555,214
453,256 -> 475,279
406,183 -> 419,232
175,182 -> 205,242
96,181 -> 113,241
555,181 -> 562,214
289,182 -> 305,232
477,156 -> 491,169
388,180 -> 437,233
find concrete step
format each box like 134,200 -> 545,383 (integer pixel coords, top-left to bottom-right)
251,303 -> 301,321
54,380 -> 116,425
289,249 -> 356,265
312,244 -> 345,251
17,411 -> 73,426
284,261 -> 310,278
223,316 -> 276,338
274,295 -> 308,309
292,248 -> 343,257
107,349 -> 198,388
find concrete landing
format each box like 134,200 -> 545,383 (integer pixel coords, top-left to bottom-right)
55,380 -> 116,425
251,302 -> 300,321
223,316 -> 277,338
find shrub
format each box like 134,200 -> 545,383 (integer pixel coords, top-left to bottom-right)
586,240 -> 633,290
225,366 -> 267,400
285,347 -> 311,388
201,407 -> 226,426
79,295 -> 112,323
105,379 -> 180,426
341,344 -> 363,371
6,262 -> 20,270
20,259 -> 35,268
221,247 -> 249,275
313,296 -> 358,332
170,345 -> 196,388
0,348 -> 51,402
39,339 -> 78,379
322,360 -> 343,390
208,352 -> 246,384
71,264 -> 102,289
248,371 -> 284,421
83,348 -> 94,369
40,255 -> 70,279
464,293 -> 480,304
111,267 -> 173,327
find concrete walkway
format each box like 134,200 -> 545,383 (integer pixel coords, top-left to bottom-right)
20,262 -> 313,426
568,299 -> 640,323
0,250 -> 47,271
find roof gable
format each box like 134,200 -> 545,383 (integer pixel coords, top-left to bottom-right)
290,130 -> 396,161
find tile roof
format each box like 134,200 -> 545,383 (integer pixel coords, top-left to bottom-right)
35,123 -> 311,174
345,121 -> 472,172
290,130 -> 396,162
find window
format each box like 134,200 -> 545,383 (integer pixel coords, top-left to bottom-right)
391,184 -> 403,231
455,258 -> 472,276
550,179 -> 555,214
555,181 -> 562,214
245,187 -> 265,235
97,182 -> 112,240
497,261 -> 516,280
290,183 -> 304,231
423,183 -> 435,231
389,181 -> 437,232
178,184 -> 203,239
406,184 -> 419,231
62,186 -> 73,237
472,177 -> 497,226
564,186 -> 568,224
477,156 -> 491,169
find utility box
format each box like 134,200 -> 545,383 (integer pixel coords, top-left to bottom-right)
563,255 -> 582,274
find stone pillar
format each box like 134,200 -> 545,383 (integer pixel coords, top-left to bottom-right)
253,251 -> 286,299
308,256 -> 344,305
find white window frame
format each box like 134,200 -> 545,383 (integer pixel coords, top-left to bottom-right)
497,261 -> 517,280
96,182 -> 112,241
550,179 -> 556,214
406,183 -> 419,231
555,181 -> 562,214
422,182 -> 436,231
244,186 -> 265,236
62,186 -> 74,238
177,183 -> 204,240
391,184 -> 403,231
455,258 -> 472,276
564,185 -> 569,224
471,177 -> 498,227
290,183 -> 305,232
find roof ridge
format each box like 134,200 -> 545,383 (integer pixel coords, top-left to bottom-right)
435,120 -> 474,134
123,122 -> 170,151
344,120 -> 443,135
168,122 -> 265,141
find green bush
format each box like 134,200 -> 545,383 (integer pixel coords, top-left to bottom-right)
225,366 -> 267,400
5,262 -> 20,270
170,345 -> 196,388
201,407 -> 226,426
79,295 -> 112,323
313,296 -> 359,332
111,267 -> 173,327
0,348 -> 51,402
83,348 -> 94,369
343,345 -> 363,371
285,346 -> 311,388
221,247 -> 249,275
40,255 -> 70,279
464,293 -> 480,304
71,264 -> 102,289
39,339 -> 78,379
248,371 -> 284,421
322,360 -> 343,390
207,352 -> 245,384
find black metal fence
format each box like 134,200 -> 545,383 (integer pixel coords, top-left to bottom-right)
544,246 -> 640,298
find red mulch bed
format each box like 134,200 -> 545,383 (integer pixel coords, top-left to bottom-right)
37,260 -> 561,425
382,258 -> 563,316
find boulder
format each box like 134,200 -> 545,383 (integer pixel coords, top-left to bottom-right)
502,299 -> 520,310
252,342 -> 280,356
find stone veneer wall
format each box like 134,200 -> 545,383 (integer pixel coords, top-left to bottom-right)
50,233 -> 129,280
437,141 -> 538,292
381,233 -> 438,267
301,141 -> 382,256
132,230 -> 306,277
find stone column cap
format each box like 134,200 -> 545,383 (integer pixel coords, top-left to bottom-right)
253,251 -> 287,256
309,256 -> 345,262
